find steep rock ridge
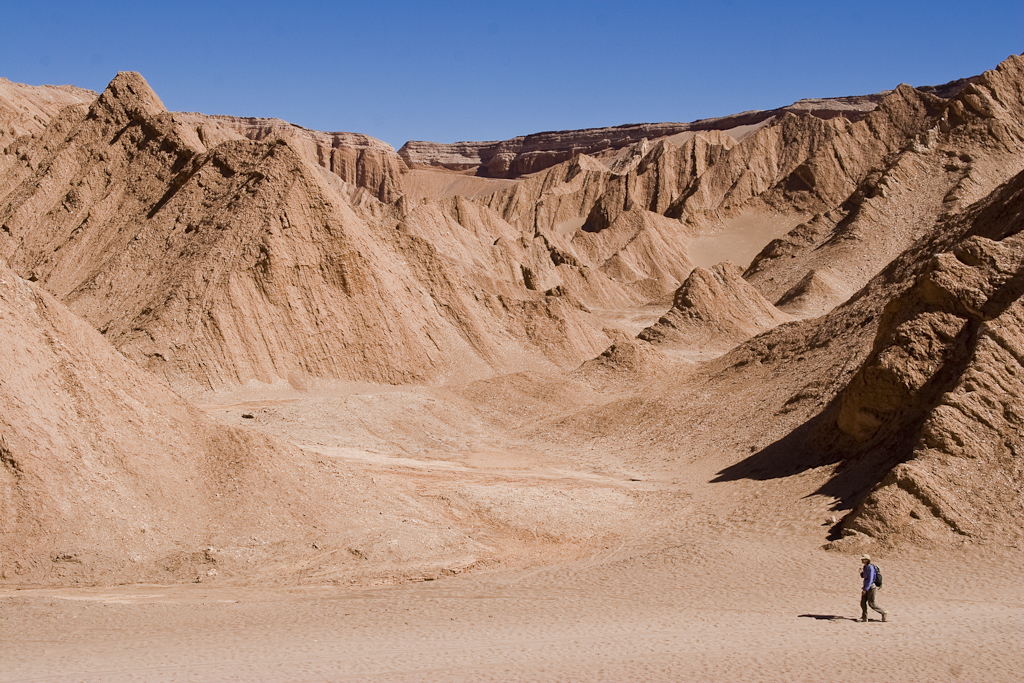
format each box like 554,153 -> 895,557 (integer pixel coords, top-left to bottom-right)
668,84 -> 947,226
831,173 -> 1024,543
468,153 -> 697,308
695,164 -> 1024,547
745,55 -> 1024,308
582,132 -> 738,233
525,64 -> 1012,323
0,258 -> 490,585
0,78 -> 95,149
480,153 -> 615,234
638,261 -> 793,353
398,92 -> 893,178
173,113 -> 408,203
461,81 -> 959,321
0,73 -> 616,388
396,193 -> 691,315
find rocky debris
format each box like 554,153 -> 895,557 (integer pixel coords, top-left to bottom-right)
639,261 -> 793,352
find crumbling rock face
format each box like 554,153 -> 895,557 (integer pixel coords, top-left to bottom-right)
833,175 -> 1024,542
639,261 -> 792,352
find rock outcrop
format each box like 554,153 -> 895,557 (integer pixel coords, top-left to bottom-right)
0,73 -> 617,389
173,113 -> 408,202
639,261 -> 793,352
833,172 -> 1024,543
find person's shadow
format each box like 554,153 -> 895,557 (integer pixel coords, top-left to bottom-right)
798,614 -> 859,621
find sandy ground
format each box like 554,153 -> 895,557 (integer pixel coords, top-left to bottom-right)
2,433 -> 1020,682
5,347 -> 1021,682
2,536 -> 1019,682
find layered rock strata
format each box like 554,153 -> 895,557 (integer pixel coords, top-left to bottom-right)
398,91 -> 901,178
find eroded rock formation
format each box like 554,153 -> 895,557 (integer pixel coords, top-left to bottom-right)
397,91 -> 900,178
0,77 -> 95,149
0,73 -> 617,389
639,261 -> 793,352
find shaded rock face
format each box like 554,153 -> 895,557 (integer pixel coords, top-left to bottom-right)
703,142 -> 1024,549
760,164 -> 1024,545
836,222 -> 1024,542
639,261 -> 793,352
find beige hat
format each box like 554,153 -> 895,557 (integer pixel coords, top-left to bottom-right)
860,554 -> 871,561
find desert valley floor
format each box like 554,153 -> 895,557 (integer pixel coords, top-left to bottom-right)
2,288 -> 1021,683
2,54 -> 1024,682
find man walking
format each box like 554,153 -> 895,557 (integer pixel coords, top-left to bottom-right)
859,554 -> 888,622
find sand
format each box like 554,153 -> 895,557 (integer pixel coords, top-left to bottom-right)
2,512 -> 1019,682
688,212 -> 806,270
2,380 -> 1020,682
4,58 -> 1024,683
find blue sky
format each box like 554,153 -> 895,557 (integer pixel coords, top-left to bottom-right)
1,1 -> 1021,148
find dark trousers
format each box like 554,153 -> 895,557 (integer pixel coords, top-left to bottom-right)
861,586 -> 885,618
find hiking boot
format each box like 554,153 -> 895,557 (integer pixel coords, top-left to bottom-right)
859,616 -> 868,622
881,612 -> 888,622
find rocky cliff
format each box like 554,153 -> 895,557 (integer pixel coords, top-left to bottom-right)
172,113 -> 408,203
832,170 -> 1024,544
396,90 -> 928,179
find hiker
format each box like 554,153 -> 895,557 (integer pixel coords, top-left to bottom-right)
859,554 -> 888,622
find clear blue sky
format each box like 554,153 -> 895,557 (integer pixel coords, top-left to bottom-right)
1,1 -> 1021,149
